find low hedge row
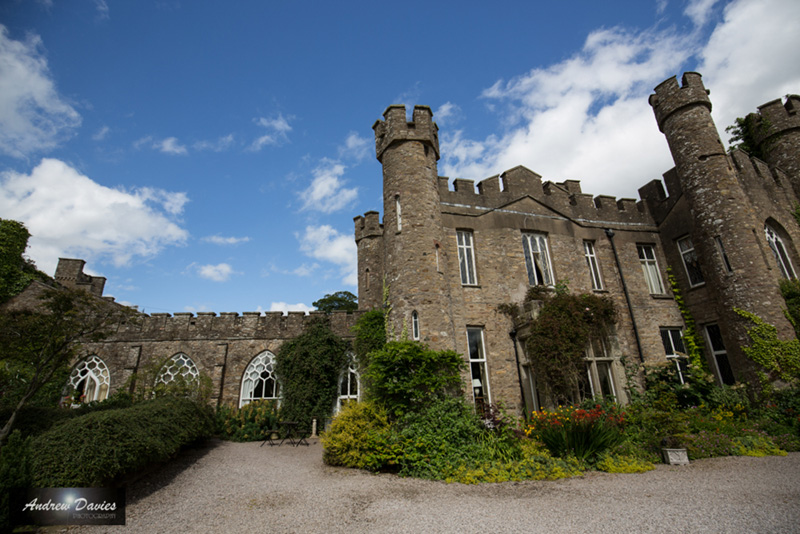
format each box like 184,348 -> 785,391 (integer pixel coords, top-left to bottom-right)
28,396 -> 213,487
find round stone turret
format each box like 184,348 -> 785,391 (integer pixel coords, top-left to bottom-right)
748,95 -> 800,195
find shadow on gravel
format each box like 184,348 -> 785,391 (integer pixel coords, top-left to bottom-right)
119,438 -> 223,505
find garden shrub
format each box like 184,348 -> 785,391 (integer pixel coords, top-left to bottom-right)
596,453 -> 655,473
525,405 -> 625,463
276,316 -> 349,433
28,396 -> 213,487
365,340 -> 463,418
321,401 -> 397,471
679,430 -> 736,460
351,309 -> 386,372
442,455 -> 583,484
217,400 -> 280,442
0,430 -> 31,531
733,431 -> 786,457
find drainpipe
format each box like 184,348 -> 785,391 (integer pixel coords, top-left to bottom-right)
509,328 -> 528,420
605,228 -> 645,364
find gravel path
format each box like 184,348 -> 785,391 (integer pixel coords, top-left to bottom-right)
66,439 -> 800,534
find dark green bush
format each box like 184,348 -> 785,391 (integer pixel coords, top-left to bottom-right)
276,316 -> 349,433
365,340 -> 463,418
29,396 -> 213,487
0,430 -> 31,531
350,309 -> 386,372
217,400 -> 280,442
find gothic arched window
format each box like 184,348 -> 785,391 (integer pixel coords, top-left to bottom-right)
156,353 -> 199,385
336,354 -> 360,413
67,355 -> 110,404
765,223 -> 796,279
240,351 -> 280,407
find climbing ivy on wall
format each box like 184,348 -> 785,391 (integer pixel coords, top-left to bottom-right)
275,316 -> 349,431
735,307 -> 800,391
667,270 -> 708,371
523,284 -> 617,406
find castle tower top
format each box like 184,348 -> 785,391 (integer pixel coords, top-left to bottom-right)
749,95 -> 800,146
373,105 -> 440,162
649,72 -> 711,133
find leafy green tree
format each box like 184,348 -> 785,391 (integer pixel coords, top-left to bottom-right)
725,115 -> 770,161
313,291 -> 358,313
0,289 -> 132,448
0,219 -> 39,304
351,309 -> 386,371
365,340 -> 464,418
275,316 -> 350,431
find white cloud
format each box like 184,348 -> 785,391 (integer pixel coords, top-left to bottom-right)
197,263 -> 234,282
94,0 -> 110,20
92,125 -> 110,141
0,26 -> 81,158
268,302 -> 314,314
157,137 -> 187,155
440,0 -> 799,201
202,235 -> 251,245
291,263 -> 318,277
299,159 -> 358,213
248,114 -> 291,151
685,0 -> 720,27
193,134 -> 234,152
339,132 -> 371,161
0,158 -> 188,274
434,102 -> 461,124
298,225 -> 357,286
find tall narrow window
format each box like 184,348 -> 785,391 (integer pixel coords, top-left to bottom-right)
660,327 -> 688,384
522,233 -> 553,286
585,338 -> 616,399
467,328 -> 490,408
457,230 -> 477,285
715,236 -> 733,273
66,355 -> 110,404
705,324 -> 735,386
637,244 -> 665,294
583,240 -> 603,290
336,354 -> 360,413
240,351 -> 280,407
765,224 -> 796,279
411,311 -> 420,340
677,236 -> 705,287
395,195 -> 402,232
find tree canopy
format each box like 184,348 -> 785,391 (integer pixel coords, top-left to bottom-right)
313,291 -> 358,313
0,219 -> 39,303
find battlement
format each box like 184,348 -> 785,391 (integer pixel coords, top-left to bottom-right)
649,72 -> 711,132
749,95 -> 800,145
436,166 -> 650,226
54,258 -> 106,297
354,211 -> 384,242
114,309 -> 363,341
373,105 -> 440,162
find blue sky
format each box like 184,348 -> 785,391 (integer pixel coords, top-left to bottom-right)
1,0 -> 798,314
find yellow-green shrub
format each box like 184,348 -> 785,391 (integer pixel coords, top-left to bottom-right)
596,453 -> 656,473
321,401 -> 398,471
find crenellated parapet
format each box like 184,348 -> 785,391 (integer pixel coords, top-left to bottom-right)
437,166 -> 652,227
353,211 -> 383,242
649,72 -> 712,133
55,258 -> 106,297
373,105 -> 440,162
749,95 -> 800,146
111,310 -> 363,341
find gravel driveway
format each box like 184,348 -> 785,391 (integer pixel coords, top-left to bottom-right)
66,439 -> 800,534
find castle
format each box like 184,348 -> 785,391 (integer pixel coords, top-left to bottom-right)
9,72 -> 800,415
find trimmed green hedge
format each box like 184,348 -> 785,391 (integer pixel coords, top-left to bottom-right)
28,396 -> 213,487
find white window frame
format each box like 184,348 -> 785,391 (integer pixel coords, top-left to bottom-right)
522,232 -> 553,286
637,244 -> 665,294
584,338 -> 616,400
660,327 -> 688,384
411,311 -> 420,340
583,240 -> 603,290
765,224 -> 796,279
336,355 -> 360,413
156,353 -> 200,386
457,230 -> 478,285
677,236 -> 705,287
466,327 -> 491,406
240,351 -> 280,407
66,355 -> 110,404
